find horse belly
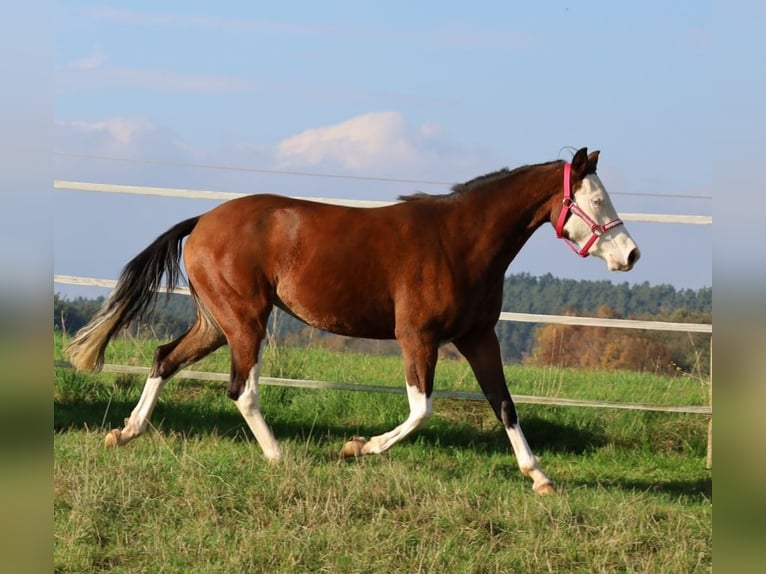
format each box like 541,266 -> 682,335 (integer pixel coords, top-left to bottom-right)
274,281 -> 396,339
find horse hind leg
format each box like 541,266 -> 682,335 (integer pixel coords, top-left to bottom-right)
192,269 -> 282,461
104,312 -> 225,447
227,325 -> 283,462
233,356 -> 283,462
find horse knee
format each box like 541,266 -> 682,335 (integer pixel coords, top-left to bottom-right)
499,399 -> 519,427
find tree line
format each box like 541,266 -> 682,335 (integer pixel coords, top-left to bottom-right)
54,272 -> 711,377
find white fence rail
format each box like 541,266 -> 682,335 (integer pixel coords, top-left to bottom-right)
54,180 -> 713,465
51,361 -> 711,416
53,180 -> 714,225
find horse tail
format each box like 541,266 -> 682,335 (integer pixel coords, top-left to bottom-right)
65,216 -> 200,372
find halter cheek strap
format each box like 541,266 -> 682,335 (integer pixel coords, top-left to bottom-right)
555,162 -> 624,257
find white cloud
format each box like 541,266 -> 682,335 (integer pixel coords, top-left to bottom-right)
53,111 -> 488,198
276,111 -> 436,172
67,46 -> 106,70
57,117 -> 154,147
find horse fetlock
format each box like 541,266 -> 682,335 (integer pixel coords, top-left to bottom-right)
361,437 -> 386,455
522,464 -> 555,495
517,456 -> 541,477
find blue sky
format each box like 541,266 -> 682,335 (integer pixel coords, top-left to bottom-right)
53,1 -> 713,297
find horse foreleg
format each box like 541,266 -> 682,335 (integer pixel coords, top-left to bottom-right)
454,330 -> 555,494
356,382 -> 433,455
343,337 -> 435,456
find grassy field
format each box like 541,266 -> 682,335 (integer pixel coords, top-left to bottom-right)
54,335 -> 712,573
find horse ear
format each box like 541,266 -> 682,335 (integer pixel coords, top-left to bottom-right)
587,150 -> 600,173
571,147 -> 589,178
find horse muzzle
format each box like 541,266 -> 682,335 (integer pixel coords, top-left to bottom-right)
608,246 -> 641,272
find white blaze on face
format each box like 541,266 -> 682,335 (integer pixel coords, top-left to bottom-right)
562,174 -> 640,271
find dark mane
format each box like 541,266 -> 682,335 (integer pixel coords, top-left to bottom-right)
451,168 -> 513,193
398,161 -> 561,202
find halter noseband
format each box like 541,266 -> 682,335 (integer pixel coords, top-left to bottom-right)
555,162 -> 624,257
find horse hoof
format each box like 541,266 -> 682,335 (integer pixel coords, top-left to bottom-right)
104,429 -> 122,448
340,436 -> 367,458
534,481 -> 556,495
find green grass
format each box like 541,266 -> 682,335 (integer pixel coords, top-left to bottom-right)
54,334 -> 712,573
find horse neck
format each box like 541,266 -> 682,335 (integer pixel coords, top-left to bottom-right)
450,162 -> 563,278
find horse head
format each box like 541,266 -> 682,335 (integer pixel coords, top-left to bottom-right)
557,147 -> 640,271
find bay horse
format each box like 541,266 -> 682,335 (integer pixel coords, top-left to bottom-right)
66,147 -> 639,494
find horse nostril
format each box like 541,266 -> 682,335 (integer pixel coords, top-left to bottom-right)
627,247 -> 640,267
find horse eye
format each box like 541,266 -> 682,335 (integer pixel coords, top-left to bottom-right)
592,197 -> 603,208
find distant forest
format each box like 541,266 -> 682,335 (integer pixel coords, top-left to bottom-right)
54,273 -> 712,377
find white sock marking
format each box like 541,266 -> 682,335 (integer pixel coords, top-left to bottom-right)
363,382 -> 432,454
236,364 -> 282,461
505,423 -> 552,488
122,375 -> 166,438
